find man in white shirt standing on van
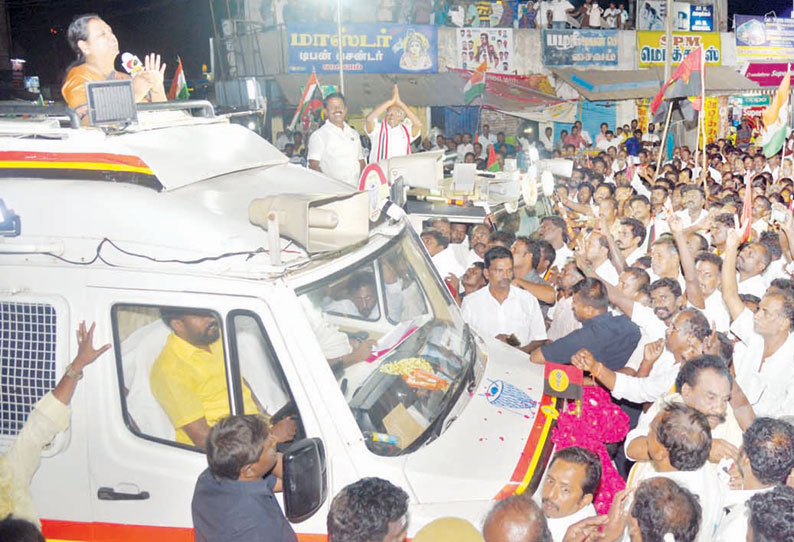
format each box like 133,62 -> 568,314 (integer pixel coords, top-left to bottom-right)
365,85 -> 422,164
461,246 -> 547,352
308,93 -> 366,187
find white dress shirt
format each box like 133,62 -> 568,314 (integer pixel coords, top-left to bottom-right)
461,285 -> 547,346
594,258 -> 619,286
552,244 -> 574,269
431,246 -> 467,280
547,295 -> 583,341
307,120 -> 364,186
367,120 -> 417,163
730,308 -> 794,418
624,246 -> 645,266
714,487 -> 774,542
536,498 -> 596,542
625,302 -> 667,371
674,208 -> 709,229
701,291 -> 731,333
736,273 -> 768,298
613,349 -> 679,404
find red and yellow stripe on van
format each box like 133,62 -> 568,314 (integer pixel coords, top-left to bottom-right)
42,520 -> 327,542
493,394 -> 558,500
0,151 -> 161,189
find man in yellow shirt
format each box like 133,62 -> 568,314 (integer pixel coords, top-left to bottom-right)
150,309 -> 295,449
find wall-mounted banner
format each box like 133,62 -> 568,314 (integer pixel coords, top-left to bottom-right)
741,63 -> 791,87
541,29 -> 619,67
637,1 -> 713,32
455,27 -> 515,73
286,23 -> 438,74
636,31 -> 721,68
734,15 -> 794,62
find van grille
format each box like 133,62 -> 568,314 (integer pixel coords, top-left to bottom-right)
0,302 -> 57,437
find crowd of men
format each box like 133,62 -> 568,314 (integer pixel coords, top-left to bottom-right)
408,112 -> 794,541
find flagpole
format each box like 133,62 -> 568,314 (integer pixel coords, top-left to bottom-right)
700,46 -> 707,189
336,0 -> 345,94
654,102 -> 674,181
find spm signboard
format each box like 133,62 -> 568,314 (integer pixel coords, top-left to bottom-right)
636,31 -> 721,68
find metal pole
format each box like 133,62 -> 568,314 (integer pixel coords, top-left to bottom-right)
664,0 -> 672,82
654,103 -> 674,180
337,0 -> 345,94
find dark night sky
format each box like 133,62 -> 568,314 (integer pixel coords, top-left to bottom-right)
8,0 -> 213,88
6,0 -> 794,89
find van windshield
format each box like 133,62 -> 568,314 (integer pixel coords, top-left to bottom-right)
298,227 -> 475,456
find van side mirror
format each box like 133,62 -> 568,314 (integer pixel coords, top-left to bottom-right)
282,438 -> 327,523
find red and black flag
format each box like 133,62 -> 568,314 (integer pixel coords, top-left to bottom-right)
650,47 -> 703,117
543,361 -> 583,401
289,71 -> 324,131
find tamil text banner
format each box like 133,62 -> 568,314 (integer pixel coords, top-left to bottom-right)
286,23 -> 438,74
735,15 -> 794,62
637,31 -> 721,68
542,29 -> 619,67
456,28 -> 515,73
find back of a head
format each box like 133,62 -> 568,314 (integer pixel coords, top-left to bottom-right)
206,414 -> 268,480
632,478 -> 701,542
327,477 -> 409,542
656,403 -> 712,471
572,277 -> 609,313
742,417 -> 794,485
483,493 -> 551,542
414,518 -> 483,542
747,485 -> 794,542
0,516 -> 45,542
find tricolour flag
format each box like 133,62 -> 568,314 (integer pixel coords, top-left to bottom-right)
167,57 -> 190,101
464,61 -> 487,105
650,47 -> 702,115
759,66 -> 790,158
289,71 -> 324,132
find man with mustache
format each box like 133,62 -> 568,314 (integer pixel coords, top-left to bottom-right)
572,307 -> 711,406
461,246 -> 547,351
534,447 -> 600,542
150,308 -> 296,449
307,93 -> 366,187
625,356 -> 742,467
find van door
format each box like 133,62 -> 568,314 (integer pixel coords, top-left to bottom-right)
68,289 -> 318,541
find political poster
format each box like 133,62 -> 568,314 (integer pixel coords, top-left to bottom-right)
455,27 -> 515,73
636,31 -> 721,68
541,29 -> 619,67
735,15 -> 794,62
637,1 -> 713,32
286,23 -> 438,74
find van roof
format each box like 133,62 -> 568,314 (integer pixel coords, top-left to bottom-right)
0,109 -> 369,276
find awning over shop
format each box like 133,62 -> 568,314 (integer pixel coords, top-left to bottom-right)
550,66 -> 760,101
274,71 -> 563,112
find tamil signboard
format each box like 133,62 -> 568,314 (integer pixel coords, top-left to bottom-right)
636,31 -> 721,68
455,28 -> 515,73
637,1 -> 713,32
542,29 -> 619,67
286,23 -> 438,74
735,15 -> 794,62
741,63 -> 790,87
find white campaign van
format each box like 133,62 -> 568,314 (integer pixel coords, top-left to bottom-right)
0,102 -> 557,542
